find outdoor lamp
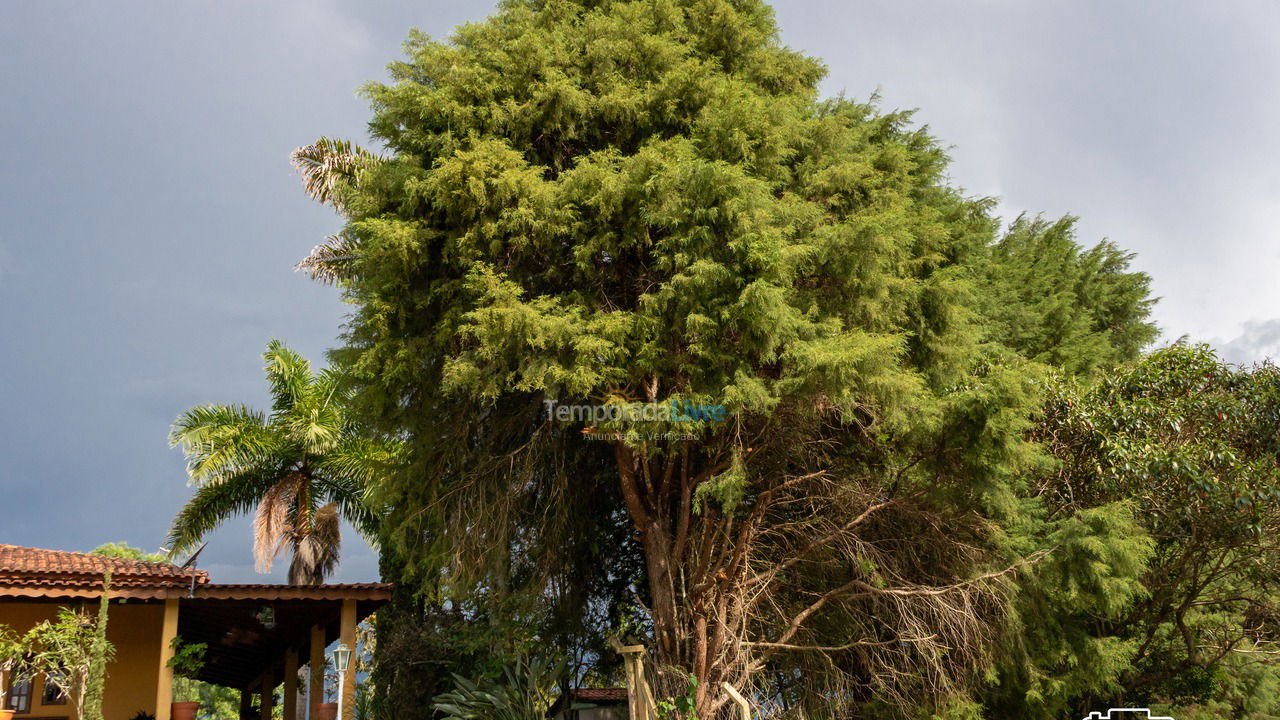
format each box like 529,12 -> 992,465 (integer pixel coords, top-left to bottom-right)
334,643 -> 352,720
333,643 -> 352,673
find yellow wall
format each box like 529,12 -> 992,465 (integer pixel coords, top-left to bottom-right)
0,600 -> 165,720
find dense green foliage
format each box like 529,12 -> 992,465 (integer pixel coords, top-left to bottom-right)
432,656 -> 561,720
981,214 -> 1157,375
292,0 -> 1171,717
167,636 -> 208,704
167,341 -> 395,583
188,682 -> 242,720
996,345 -> 1280,719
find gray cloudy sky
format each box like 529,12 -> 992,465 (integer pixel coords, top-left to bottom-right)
2,1 -> 1277,583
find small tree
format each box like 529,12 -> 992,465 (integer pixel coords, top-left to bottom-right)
167,637 -> 207,704
26,586 -> 116,720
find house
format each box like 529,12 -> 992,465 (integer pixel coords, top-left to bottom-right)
548,688 -> 629,720
0,544 -> 389,720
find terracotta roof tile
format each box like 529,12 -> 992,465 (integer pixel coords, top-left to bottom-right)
570,688 -> 628,704
0,544 -> 207,589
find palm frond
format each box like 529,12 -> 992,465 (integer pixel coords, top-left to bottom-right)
314,473 -> 387,545
317,436 -> 402,485
285,402 -> 344,457
253,473 -> 305,573
315,436 -> 400,537
263,340 -> 312,415
295,233 -> 363,285
289,503 -> 342,585
166,466 -> 284,560
290,136 -> 380,212
312,366 -> 350,404
169,404 -> 278,485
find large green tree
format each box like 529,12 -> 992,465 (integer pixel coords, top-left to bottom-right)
297,0 -> 1156,715
168,340 -> 395,584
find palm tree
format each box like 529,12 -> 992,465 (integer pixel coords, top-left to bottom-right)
167,340 -> 396,584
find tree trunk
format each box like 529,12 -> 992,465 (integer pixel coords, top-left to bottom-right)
615,441 -> 740,719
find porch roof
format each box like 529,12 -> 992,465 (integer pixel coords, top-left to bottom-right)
0,544 -> 391,691
180,584 -> 389,689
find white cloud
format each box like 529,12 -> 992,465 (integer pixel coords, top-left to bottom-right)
1217,318 -> 1280,365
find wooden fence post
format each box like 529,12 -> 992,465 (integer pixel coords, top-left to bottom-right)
611,639 -> 656,720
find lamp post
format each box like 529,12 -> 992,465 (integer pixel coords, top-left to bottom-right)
332,643 -> 352,720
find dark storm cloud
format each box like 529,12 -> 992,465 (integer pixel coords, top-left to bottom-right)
1,0 -> 1275,582
0,0 -> 498,582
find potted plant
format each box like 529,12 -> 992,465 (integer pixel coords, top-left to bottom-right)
167,637 -> 207,720
314,653 -> 337,720
0,625 -> 27,720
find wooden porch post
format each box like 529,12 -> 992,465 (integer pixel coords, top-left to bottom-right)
284,647 -> 299,720
240,685 -> 255,720
259,677 -> 275,720
309,624 -> 326,719
155,598 -> 180,720
339,599 -> 357,720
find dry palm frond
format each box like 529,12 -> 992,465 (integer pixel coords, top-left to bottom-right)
295,233 -> 363,284
290,137 -> 381,212
254,472 -> 304,573
289,503 -> 343,585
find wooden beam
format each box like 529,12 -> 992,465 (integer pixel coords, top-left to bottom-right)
240,685 -> 255,719
309,624 -> 326,719
155,598 -> 180,720
340,599 -> 357,720
283,647 -> 299,720
722,683 -> 751,720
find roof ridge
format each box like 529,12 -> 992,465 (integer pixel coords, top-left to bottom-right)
0,543 -> 173,566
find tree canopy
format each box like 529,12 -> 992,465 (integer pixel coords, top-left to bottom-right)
294,0 -> 1160,717
89,542 -> 167,564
